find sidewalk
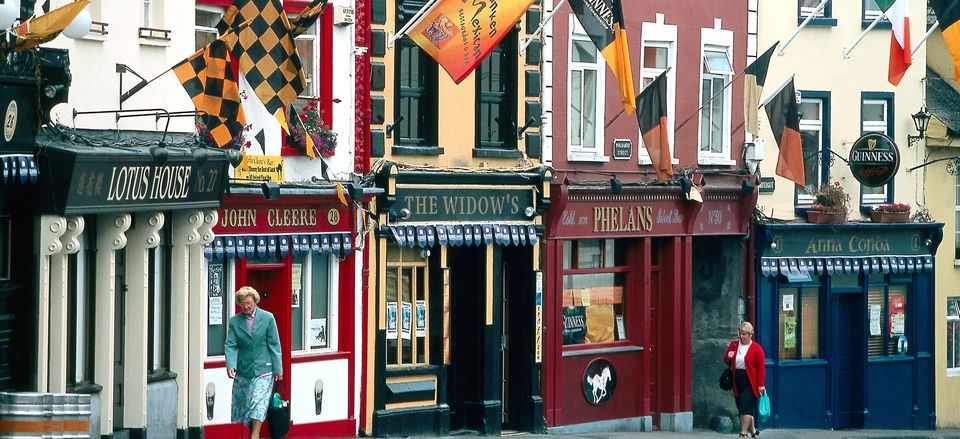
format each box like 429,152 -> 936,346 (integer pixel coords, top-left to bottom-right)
432,429 -> 960,439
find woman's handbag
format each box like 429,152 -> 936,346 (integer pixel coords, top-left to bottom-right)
758,391 -> 771,422
719,368 -> 733,390
267,384 -> 291,439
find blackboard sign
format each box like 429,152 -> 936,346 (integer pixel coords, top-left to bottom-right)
612,139 -> 632,160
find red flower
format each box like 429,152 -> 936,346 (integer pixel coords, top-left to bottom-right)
299,114 -> 308,121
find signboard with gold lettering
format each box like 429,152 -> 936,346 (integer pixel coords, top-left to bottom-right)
234,155 -> 285,183
767,228 -> 932,258
393,184 -> 535,223
214,203 -> 351,235
555,196 -> 746,238
38,143 -> 229,215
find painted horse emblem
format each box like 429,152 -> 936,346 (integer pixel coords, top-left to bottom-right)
586,366 -> 612,404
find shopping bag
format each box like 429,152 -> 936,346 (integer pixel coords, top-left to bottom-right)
267,387 -> 291,439
718,368 -> 733,391
757,391 -> 771,422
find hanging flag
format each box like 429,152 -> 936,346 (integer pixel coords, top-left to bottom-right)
408,0 -> 533,84
932,0 -> 960,82
290,0 -> 329,37
876,0 -> 911,85
173,38 -> 247,148
744,42 -> 778,137
219,0 -> 308,117
238,72 -> 283,155
15,0 -> 91,50
762,77 -> 805,188
569,0 -> 636,115
635,72 -> 673,182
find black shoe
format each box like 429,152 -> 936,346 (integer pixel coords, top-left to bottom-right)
739,434 -> 748,438
752,429 -> 760,438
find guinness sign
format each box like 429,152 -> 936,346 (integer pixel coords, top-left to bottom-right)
848,133 -> 900,187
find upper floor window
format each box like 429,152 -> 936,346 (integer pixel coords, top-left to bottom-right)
798,95 -> 827,203
798,0 -> 836,25
639,14 -> 676,165
860,94 -> 894,206
395,38 -> 438,146
698,22 -> 734,165
142,0 -> 164,28
294,20 -> 319,99
476,30 -> 518,150
568,15 -> 605,161
863,0 -> 888,22
195,6 -> 223,51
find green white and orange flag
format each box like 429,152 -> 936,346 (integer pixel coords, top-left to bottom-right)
569,0 -> 636,115
876,0 -> 912,86
762,76 -> 805,188
932,0 -> 960,82
635,72 -> 672,182
408,0 -> 533,84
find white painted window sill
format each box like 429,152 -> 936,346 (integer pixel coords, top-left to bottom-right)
80,33 -> 107,43
699,157 -> 737,166
954,259 -> 960,267
139,38 -> 170,48
568,151 -> 610,163
948,368 -> 960,377
638,157 -> 680,165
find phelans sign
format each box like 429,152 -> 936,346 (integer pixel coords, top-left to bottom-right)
848,133 -> 900,187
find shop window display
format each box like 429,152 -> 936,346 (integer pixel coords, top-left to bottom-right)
562,240 -> 628,345
778,286 -> 820,360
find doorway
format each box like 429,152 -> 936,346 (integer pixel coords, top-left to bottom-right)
447,246 -> 486,433
832,293 -> 865,429
501,247 -> 534,432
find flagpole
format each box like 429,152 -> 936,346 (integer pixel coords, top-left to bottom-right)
912,21 -> 939,56
520,0 -> 566,55
759,75 -> 796,108
388,0 -> 440,48
778,0 -> 831,56
671,68 -> 747,134
842,13 -> 886,58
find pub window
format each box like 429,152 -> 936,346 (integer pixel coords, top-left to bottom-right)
567,15 -> 605,160
948,297 -> 960,375
385,245 -> 429,367
698,24 -> 734,165
562,239 -> 628,346
148,226 -> 171,375
778,285 -> 820,360
862,0 -> 888,23
206,260 -> 230,357
195,6 -> 222,51
798,93 -> 829,204
798,0 -> 835,26
142,0 -> 164,28
395,36 -> 438,147
860,94 -> 893,206
475,30 -> 518,150
867,278 -> 909,357
68,224 -> 97,390
639,15 -> 677,165
291,253 -> 337,352
294,19 -> 319,101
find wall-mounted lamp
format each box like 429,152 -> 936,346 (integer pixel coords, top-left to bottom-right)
610,176 -> 623,194
150,145 -> 168,166
524,206 -> 536,218
192,147 -> 209,165
908,106 -> 931,147
261,182 -> 281,200
516,117 -> 537,140
389,207 -> 411,221
385,114 -> 406,139
225,149 -> 244,167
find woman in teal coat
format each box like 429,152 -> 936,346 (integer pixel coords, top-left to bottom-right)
225,286 -> 283,439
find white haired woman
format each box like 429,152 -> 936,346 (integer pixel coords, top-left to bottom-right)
723,321 -> 766,438
225,286 -> 283,439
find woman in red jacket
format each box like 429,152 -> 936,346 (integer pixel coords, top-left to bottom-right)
723,321 -> 766,438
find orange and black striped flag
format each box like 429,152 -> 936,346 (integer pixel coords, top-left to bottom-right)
635,72 -> 672,182
290,0 -> 328,37
932,0 -> 960,82
744,42 -> 778,137
219,0 -> 307,117
173,38 -> 247,148
570,0 -> 636,115
762,77 -> 805,188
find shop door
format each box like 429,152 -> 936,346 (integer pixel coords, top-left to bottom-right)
832,294 -> 865,429
501,248 -> 535,432
447,246 -> 485,433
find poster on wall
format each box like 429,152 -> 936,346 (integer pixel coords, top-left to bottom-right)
401,302 -> 412,340
563,306 -> 587,345
783,316 -> 796,349
415,300 -> 426,337
615,315 -> 625,340
292,264 -> 302,290
870,304 -> 882,336
782,294 -> 794,312
292,289 -> 301,308
889,295 -> 905,335
386,302 -> 398,340
208,264 -> 223,325
310,318 -> 327,348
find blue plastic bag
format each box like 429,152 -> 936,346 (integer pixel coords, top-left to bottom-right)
758,391 -> 771,422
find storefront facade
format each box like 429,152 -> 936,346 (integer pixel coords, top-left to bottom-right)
543,177 -> 756,433
754,222 -> 941,430
202,187 -> 366,438
365,164 -> 551,436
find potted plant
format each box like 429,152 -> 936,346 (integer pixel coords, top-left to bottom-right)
871,202 -> 911,223
289,101 -> 337,158
806,183 -> 849,224
196,123 -> 250,150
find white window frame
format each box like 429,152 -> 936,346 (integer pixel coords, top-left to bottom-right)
195,5 -> 223,51
799,0 -> 827,18
142,0 -> 164,28
292,253 -> 340,355
797,97 -> 823,205
948,297 -> 960,376
292,17 -> 320,99
861,98 -> 890,205
698,21 -> 735,165
639,14 -> 677,166
567,14 -> 607,162
863,0 -> 887,21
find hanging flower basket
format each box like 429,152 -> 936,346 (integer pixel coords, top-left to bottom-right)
870,202 -> 911,223
288,101 -> 337,158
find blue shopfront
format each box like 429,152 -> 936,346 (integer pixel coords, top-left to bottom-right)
754,222 -> 942,430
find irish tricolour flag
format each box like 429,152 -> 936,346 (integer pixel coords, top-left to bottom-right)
878,0 -> 912,85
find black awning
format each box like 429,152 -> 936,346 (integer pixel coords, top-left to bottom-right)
36,130 -> 230,215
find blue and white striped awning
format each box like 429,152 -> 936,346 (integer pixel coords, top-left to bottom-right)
385,224 -> 538,248
760,255 -> 934,278
1,154 -> 37,185
204,233 -> 353,259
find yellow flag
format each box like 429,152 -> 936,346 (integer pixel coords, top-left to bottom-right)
16,0 -> 91,50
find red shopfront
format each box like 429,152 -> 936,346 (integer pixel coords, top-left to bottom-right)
202,191 -> 359,438
543,179 -> 755,432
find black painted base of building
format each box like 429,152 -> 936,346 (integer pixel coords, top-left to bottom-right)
373,405 -> 451,437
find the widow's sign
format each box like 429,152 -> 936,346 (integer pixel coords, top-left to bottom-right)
849,133 -> 900,187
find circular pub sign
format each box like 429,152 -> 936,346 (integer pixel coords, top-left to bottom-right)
581,358 -> 617,405
848,133 -> 900,187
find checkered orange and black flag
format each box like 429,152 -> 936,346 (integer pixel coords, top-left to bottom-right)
173,37 -> 247,148
290,0 -> 329,37
218,0 -> 307,118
